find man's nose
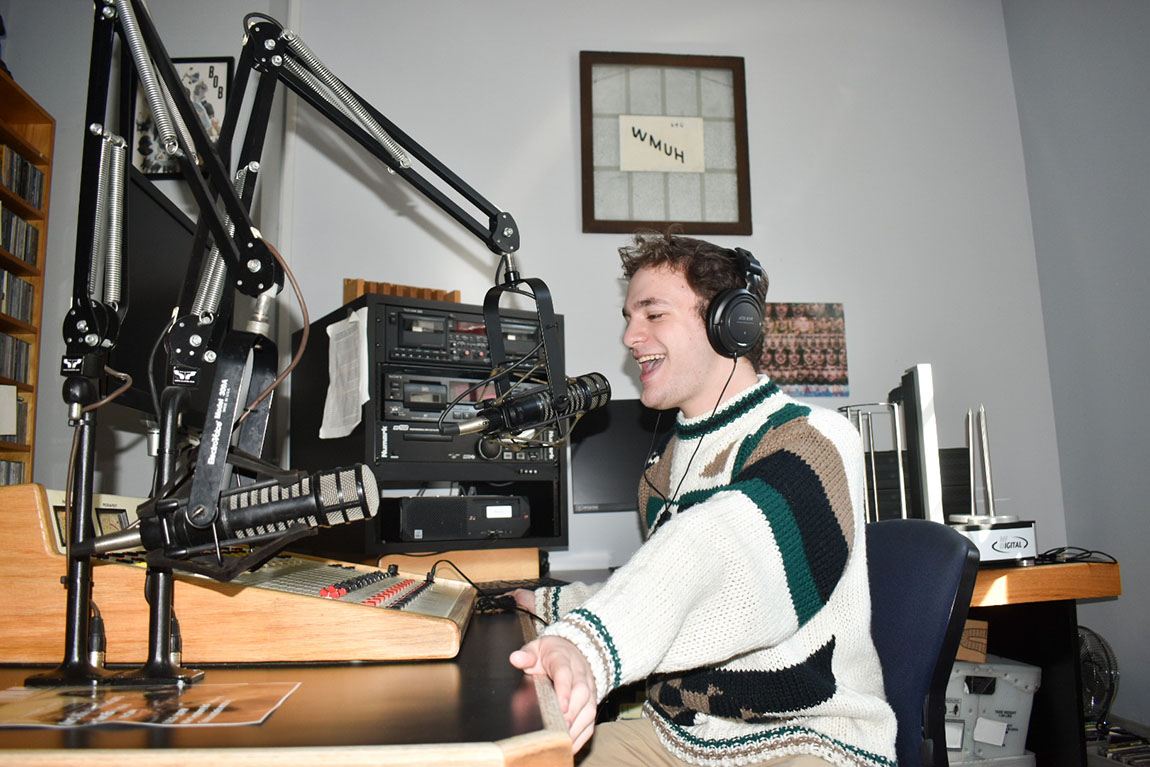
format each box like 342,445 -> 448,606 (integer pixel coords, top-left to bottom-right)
622,318 -> 643,349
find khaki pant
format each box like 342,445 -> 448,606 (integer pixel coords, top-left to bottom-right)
576,717 -> 837,767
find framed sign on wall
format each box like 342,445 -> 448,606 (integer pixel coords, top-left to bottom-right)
579,51 -> 751,235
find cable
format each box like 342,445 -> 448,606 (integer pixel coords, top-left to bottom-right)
644,357 -> 739,512
640,410 -> 668,499
494,253 -> 510,285
234,239 -> 308,428
242,12 -> 279,31
1036,546 -> 1117,565
60,366 -> 135,557
425,558 -> 548,625
426,558 -> 479,587
88,604 -> 106,668
62,426 -> 82,557
81,366 -> 133,413
147,314 -> 178,422
432,341 -> 548,436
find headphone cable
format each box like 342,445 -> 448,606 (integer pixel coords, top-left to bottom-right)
643,357 -> 739,511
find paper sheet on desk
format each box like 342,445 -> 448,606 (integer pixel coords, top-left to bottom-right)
0,682 -> 299,727
319,306 -> 371,439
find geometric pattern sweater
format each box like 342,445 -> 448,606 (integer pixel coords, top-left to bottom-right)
538,377 -> 897,766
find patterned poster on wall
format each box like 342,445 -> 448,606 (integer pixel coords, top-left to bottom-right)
760,303 -> 849,397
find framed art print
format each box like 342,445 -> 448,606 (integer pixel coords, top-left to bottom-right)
761,303 -> 849,397
132,57 -> 233,179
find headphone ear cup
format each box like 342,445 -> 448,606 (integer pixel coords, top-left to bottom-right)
707,288 -> 764,357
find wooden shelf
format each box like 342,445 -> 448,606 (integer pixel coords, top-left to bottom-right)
0,314 -> 37,335
0,74 -> 54,158
0,246 -> 41,278
0,376 -> 33,393
0,120 -> 50,168
0,68 -> 54,485
0,184 -> 45,222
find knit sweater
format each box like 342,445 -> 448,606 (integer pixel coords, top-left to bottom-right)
537,377 -> 897,767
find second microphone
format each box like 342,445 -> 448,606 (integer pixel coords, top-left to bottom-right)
440,372 -> 611,437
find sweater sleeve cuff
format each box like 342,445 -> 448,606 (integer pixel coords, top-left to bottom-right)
541,608 -> 620,703
535,585 -> 563,624
534,581 -> 602,623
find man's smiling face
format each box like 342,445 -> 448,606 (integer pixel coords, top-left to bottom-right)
622,265 -> 733,419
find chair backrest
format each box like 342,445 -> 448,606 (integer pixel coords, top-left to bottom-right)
867,518 -> 980,767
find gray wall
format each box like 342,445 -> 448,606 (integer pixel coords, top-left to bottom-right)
6,0 -> 1138,723
1002,0 -> 1150,728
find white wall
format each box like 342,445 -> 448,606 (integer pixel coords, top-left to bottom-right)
8,0 -> 1146,727
281,0 -> 1062,567
9,3 -> 1064,573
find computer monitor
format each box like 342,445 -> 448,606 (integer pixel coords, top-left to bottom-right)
888,363 -> 946,524
569,398 -> 675,513
106,167 -> 213,422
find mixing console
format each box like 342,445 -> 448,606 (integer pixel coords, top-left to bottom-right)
100,548 -> 471,622
1,484 -> 476,664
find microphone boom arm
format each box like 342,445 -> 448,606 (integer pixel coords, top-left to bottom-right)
232,16 -> 574,426
238,17 -> 521,258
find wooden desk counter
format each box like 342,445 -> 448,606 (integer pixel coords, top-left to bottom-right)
972,560 -> 1122,607
0,613 -> 572,767
966,560 -> 1121,767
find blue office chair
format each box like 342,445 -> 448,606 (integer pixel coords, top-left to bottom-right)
867,519 -> 980,767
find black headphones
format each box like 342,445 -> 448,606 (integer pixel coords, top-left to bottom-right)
706,247 -> 766,358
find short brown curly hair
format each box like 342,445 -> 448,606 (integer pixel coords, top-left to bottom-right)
619,227 -> 768,370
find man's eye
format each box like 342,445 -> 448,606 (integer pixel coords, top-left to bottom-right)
647,313 -> 663,321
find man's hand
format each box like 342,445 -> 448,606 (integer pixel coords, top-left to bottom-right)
510,635 -> 598,752
510,587 -> 535,614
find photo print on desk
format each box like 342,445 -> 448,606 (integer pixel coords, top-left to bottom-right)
132,57 -> 233,179
761,302 -> 849,397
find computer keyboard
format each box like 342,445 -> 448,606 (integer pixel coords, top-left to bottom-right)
475,576 -> 570,595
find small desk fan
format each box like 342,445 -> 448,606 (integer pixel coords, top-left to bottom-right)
1078,625 -> 1119,735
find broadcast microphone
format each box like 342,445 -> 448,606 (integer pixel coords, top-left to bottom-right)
441,372 -> 611,437
76,464 -> 379,557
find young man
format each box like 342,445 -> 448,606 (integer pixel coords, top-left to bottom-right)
510,230 -> 896,767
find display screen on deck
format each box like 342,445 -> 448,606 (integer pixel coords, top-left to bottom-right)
398,314 -> 446,348
403,381 -> 447,410
502,321 -> 540,357
455,320 -> 486,335
450,380 -> 496,404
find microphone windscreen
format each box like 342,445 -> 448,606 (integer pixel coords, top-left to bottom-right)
318,465 -> 380,523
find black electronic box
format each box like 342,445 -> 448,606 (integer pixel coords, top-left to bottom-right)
289,294 -> 567,557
